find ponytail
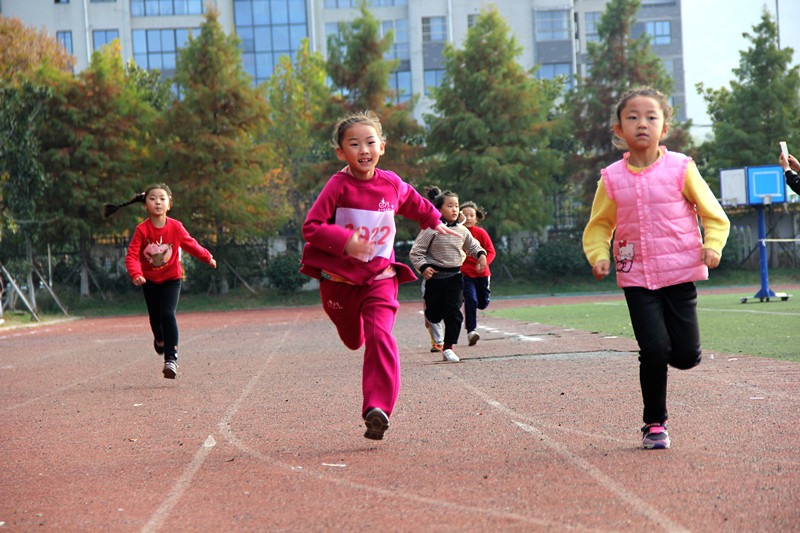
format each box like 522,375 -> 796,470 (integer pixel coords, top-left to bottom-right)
103,192 -> 145,219
423,185 -> 457,209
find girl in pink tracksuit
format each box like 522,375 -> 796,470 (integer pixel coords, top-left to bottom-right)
583,87 -> 730,450
300,111 -> 456,441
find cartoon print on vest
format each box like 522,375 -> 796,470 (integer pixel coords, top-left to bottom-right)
144,237 -> 173,268
615,240 -> 634,273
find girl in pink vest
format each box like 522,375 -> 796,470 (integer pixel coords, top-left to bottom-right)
583,87 -> 730,450
300,112 -> 457,441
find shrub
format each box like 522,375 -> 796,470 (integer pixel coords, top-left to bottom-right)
265,252 -> 306,294
533,236 -> 587,280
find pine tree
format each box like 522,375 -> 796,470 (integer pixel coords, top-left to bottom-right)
698,10 -> 800,179
158,7 -> 280,292
425,6 -> 559,235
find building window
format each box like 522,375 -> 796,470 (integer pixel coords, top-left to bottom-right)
91,0 -> 116,3
54,0 -> 69,4
56,31 -> 73,55
645,21 -> 671,45
389,70 -> 411,104
324,0 -> 406,6
93,29 -> 120,51
234,0 -> 308,86
381,19 -> 408,61
585,12 -> 600,43
131,0 -> 205,17
424,69 -> 445,95
538,62 -> 572,88
536,10 -> 569,41
133,28 -> 192,77
422,16 -> 446,42
467,14 -> 480,28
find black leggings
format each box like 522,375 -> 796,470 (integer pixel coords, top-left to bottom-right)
423,274 -> 464,345
624,282 -> 701,425
142,278 -> 181,361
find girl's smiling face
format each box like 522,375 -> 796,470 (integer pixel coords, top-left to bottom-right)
439,196 -> 460,223
145,188 -> 171,217
461,206 -> 478,228
336,123 -> 385,180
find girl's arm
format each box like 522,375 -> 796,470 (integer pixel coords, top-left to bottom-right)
480,228 -> 496,265
176,222 -> 215,265
125,226 -> 146,284
582,179 -> 617,268
409,229 -> 436,274
682,163 -> 730,256
302,181 -> 353,257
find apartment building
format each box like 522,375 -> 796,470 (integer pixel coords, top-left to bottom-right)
2,0 -> 685,121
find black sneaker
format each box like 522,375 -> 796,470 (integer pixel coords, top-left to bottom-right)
163,360 -> 178,379
154,340 -> 165,355
364,407 -> 389,440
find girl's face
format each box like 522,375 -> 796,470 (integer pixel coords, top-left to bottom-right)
336,122 -> 385,180
613,95 -> 668,152
145,188 -> 171,217
439,196 -> 460,223
461,206 -> 478,228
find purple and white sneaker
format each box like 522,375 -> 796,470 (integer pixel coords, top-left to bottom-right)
641,423 -> 670,449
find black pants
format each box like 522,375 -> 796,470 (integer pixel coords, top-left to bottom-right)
623,282 -> 701,425
142,278 -> 181,361
463,275 -> 491,332
423,274 -> 464,345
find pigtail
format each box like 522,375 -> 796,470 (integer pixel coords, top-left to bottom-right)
424,185 -> 441,205
460,201 -> 487,221
103,192 -> 145,219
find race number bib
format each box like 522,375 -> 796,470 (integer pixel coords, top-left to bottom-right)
335,207 -> 396,262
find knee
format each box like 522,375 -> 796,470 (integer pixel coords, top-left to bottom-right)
670,350 -> 702,370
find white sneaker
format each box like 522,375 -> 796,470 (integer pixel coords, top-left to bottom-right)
467,330 -> 480,346
442,348 -> 459,362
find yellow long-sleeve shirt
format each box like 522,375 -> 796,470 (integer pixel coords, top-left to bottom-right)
583,156 -> 730,267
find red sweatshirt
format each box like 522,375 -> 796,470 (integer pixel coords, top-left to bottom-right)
300,168 -> 442,286
461,225 -> 495,278
125,217 -> 213,284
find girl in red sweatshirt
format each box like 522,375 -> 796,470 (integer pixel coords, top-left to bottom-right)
108,184 -> 216,379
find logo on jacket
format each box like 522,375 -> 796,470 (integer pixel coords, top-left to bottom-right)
615,240 -> 634,273
378,198 -> 394,212
326,299 -> 344,311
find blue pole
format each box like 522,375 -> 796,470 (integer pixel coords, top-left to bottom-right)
753,204 -> 776,300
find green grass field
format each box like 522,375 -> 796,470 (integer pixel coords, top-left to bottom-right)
487,291 -> 800,363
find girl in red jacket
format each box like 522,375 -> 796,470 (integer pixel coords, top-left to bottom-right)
300,111 -> 456,440
459,202 -> 496,346
108,184 -> 216,379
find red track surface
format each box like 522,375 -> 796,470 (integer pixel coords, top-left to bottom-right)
1,288 -> 798,532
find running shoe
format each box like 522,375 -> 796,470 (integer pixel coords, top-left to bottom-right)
430,343 -> 443,353
163,360 -> 178,379
641,423 -> 670,449
364,407 -> 389,440
467,330 -> 480,346
442,348 -> 460,362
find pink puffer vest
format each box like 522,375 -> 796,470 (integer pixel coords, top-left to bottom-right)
601,147 -> 708,290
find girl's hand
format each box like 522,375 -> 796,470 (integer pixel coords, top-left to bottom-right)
779,153 -> 800,172
422,267 -> 436,280
476,255 -> 487,272
132,276 -> 146,286
701,248 -> 721,269
345,230 -> 375,262
208,258 -> 217,268
592,260 -> 610,281
433,223 -> 459,236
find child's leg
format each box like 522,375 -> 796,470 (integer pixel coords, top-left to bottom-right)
462,276 -> 478,333
142,282 -> 164,345
624,286 -> 672,425
441,275 -> 464,345
475,276 -> 491,310
158,279 -> 181,360
360,277 -> 401,417
319,279 -> 365,350
662,282 -> 702,370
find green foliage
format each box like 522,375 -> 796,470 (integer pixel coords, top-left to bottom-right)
425,6 -> 559,236
697,10 -> 800,186
264,252 -> 306,294
160,7 -> 285,247
533,236 -> 588,280
565,0 -> 691,206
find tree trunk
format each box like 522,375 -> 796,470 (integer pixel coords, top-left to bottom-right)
79,234 -> 91,298
25,233 -> 38,312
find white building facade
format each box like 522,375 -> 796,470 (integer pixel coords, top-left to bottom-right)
2,0 -> 685,121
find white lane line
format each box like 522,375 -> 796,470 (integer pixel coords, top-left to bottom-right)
697,307 -> 800,316
139,435 -> 217,533
461,383 -> 690,533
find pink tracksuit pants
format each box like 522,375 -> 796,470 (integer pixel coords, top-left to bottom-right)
319,276 -> 401,418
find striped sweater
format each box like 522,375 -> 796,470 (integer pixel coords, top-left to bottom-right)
409,221 -> 486,278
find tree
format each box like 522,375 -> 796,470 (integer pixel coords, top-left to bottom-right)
324,2 -> 427,191
424,6 -> 559,236
565,0 -> 689,205
38,42 -> 152,297
158,7 -> 281,293
0,82 -> 51,309
263,38 -> 330,235
0,15 -> 74,86
698,10 -> 800,181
